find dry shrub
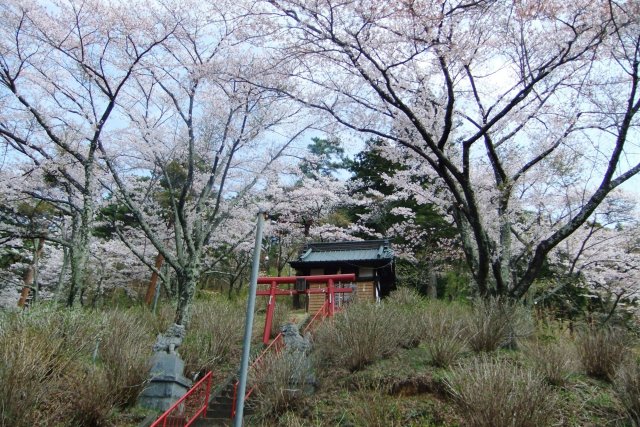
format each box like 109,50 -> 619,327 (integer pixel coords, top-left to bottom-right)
0,305 -> 161,426
0,324 -> 69,426
135,303 -> 175,335
576,325 -> 629,381
312,301 -> 401,371
445,356 -> 557,427
250,351 -> 313,417
387,287 -> 425,308
99,310 -> 154,407
386,288 -> 426,348
0,308 -> 106,426
423,301 -> 468,367
181,299 -> 245,377
524,339 -> 576,386
465,297 -> 533,352
614,359 -> 640,425
54,365 -> 114,427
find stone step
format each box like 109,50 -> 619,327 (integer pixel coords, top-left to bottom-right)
190,416 -> 233,427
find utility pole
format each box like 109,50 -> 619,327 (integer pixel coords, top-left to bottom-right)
233,210 -> 266,426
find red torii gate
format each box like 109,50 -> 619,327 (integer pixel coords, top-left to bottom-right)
256,273 -> 356,344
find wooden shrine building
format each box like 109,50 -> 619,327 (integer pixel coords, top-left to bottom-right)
289,239 -> 396,312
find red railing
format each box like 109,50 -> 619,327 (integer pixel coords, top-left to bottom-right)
230,302 -> 334,420
150,371 -> 213,427
302,300 -> 329,334
230,332 -> 284,419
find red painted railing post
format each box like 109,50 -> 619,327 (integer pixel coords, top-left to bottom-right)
149,371 -> 213,427
262,280 -> 278,345
204,373 -> 211,419
231,381 -> 238,419
327,279 -> 335,317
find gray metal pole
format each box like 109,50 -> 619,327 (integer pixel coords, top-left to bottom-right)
233,210 -> 266,427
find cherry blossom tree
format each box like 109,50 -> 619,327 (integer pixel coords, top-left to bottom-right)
0,165 -> 75,305
0,0 -> 174,305
548,192 -> 640,319
257,0 -> 640,299
98,2 -> 314,326
260,164 -> 354,276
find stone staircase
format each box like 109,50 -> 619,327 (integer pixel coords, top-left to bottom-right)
191,375 -> 254,427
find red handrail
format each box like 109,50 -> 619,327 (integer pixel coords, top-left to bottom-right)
150,371 -> 213,427
231,332 -> 284,419
230,303 -> 333,420
229,301 -> 342,420
302,300 -> 328,334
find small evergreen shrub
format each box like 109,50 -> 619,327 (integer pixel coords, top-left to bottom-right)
577,325 -> 629,381
445,356 -> 557,427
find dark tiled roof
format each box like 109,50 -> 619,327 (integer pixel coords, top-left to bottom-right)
293,239 -> 394,264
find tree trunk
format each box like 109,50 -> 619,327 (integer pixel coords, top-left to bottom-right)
67,182 -> 95,307
426,269 -> 438,299
17,237 -> 45,308
174,263 -> 200,326
54,246 -> 70,302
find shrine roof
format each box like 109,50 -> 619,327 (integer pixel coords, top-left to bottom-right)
290,239 -> 394,266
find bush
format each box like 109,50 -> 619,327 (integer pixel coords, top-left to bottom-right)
423,301 -> 468,367
0,320 -> 68,426
465,297 -> 533,352
99,310 -> 154,407
0,305 -> 159,426
614,359 -> 640,425
387,287 -> 425,308
347,386 -> 403,426
313,301 -> 401,371
445,356 -> 557,427
0,307 -> 110,426
524,339 -> 576,386
386,287 -> 426,348
55,365 -> 114,427
250,350 -> 313,417
181,299 -> 245,377
576,325 -> 629,381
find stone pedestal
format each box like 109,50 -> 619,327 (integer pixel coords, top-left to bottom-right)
138,352 -> 193,411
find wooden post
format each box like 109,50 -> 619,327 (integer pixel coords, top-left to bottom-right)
144,253 -> 165,306
327,278 -> 335,317
262,280 -> 278,345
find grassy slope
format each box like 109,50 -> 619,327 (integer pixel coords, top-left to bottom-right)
251,344 -> 630,427
245,292 -> 637,427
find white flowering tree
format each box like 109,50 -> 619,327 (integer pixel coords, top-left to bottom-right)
0,0 -> 174,305
547,193 -> 640,318
257,0 -> 640,299
97,1 -> 314,326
